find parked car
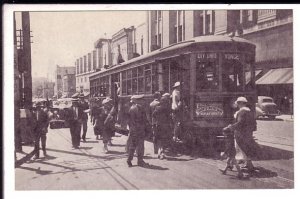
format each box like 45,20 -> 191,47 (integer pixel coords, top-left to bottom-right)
256,96 -> 281,120
49,98 -> 73,129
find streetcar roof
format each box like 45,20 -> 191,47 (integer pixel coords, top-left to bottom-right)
90,35 -> 255,79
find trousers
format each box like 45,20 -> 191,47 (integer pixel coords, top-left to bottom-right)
127,135 -> 144,162
81,119 -> 88,139
70,120 -> 81,147
33,127 -> 47,157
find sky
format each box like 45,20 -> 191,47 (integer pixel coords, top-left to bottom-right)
15,11 -> 147,80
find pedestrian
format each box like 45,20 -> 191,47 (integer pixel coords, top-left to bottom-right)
149,91 -> 161,154
171,81 -> 182,142
78,94 -> 89,142
67,98 -> 82,149
219,128 -> 243,178
32,102 -> 49,159
101,97 -> 116,153
127,95 -> 151,167
224,97 -> 258,172
92,98 -> 103,140
152,94 -> 172,160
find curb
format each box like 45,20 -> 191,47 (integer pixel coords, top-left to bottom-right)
15,149 -> 36,168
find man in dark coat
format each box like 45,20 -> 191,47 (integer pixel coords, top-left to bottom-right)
67,98 -> 82,149
78,94 -> 89,142
149,91 -> 161,154
152,94 -> 172,159
32,102 -> 49,159
127,95 -> 151,167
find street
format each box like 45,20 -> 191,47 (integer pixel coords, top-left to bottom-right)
15,118 -> 294,190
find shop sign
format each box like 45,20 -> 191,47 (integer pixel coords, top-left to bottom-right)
195,102 -> 224,117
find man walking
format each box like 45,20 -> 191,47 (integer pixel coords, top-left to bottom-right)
32,102 -> 49,159
127,95 -> 150,167
149,91 -> 161,154
68,98 -> 82,149
78,94 -> 89,142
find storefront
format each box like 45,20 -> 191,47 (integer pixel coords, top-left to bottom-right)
256,67 -> 293,113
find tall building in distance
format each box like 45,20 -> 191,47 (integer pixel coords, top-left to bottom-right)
54,65 -> 76,98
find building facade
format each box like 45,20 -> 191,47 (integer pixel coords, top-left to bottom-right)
62,74 -> 76,97
54,65 -> 76,98
111,26 -> 135,65
132,22 -> 148,56
147,10 -> 293,113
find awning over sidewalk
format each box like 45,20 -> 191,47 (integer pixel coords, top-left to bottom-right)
256,68 -> 293,85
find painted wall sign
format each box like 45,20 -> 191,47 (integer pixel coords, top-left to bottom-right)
195,102 -> 224,117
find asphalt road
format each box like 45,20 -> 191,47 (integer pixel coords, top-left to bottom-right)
15,118 -> 294,190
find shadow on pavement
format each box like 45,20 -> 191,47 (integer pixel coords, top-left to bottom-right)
139,163 -> 169,170
257,118 -> 283,121
242,166 -> 278,178
18,166 -> 53,175
78,146 -> 93,150
165,156 -> 193,161
83,140 -> 99,144
110,144 -> 126,147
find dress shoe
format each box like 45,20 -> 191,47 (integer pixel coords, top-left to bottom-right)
137,160 -> 149,167
127,160 -> 133,167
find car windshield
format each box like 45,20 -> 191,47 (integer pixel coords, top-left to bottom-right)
262,98 -> 273,103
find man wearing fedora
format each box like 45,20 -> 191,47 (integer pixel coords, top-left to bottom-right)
78,93 -> 89,142
68,98 -> 82,149
223,96 -> 258,172
32,102 -> 49,159
127,95 -> 150,167
171,81 -> 182,142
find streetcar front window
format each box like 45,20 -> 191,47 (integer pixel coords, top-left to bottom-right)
222,61 -> 243,92
196,61 -> 218,91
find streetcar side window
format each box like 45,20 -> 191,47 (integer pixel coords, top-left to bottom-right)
145,65 -> 152,94
121,71 -> 127,95
127,70 -> 132,95
138,66 -> 145,93
196,61 -> 218,91
132,68 -> 138,94
152,64 -> 159,93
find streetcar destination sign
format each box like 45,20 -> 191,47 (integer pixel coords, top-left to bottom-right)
197,53 -> 218,59
195,102 -> 224,117
224,53 -> 240,60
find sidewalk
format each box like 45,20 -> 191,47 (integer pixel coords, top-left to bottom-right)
15,144 -> 35,167
277,114 -> 294,122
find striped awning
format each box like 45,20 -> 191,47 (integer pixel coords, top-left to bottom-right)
256,68 -> 293,85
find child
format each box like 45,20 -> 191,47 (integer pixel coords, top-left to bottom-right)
220,127 -> 243,179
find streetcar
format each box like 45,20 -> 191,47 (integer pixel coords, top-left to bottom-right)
89,35 -> 257,153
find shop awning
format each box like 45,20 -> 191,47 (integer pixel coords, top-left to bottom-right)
256,68 -> 293,85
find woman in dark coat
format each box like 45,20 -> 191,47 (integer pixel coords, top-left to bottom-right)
152,95 -> 172,159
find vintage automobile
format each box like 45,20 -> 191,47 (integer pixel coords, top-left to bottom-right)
256,96 -> 281,119
49,98 -> 73,129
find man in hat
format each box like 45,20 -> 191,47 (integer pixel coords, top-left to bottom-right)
127,95 -> 150,167
223,96 -> 258,172
100,97 -> 116,153
149,91 -> 161,154
171,81 -> 182,142
32,102 -> 49,159
68,98 -> 82,149
78,94 -> 89,142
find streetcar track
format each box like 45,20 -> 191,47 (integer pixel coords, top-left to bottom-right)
55,129 -> 139,190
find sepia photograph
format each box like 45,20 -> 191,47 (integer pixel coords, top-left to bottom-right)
3,4 -> 297,194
